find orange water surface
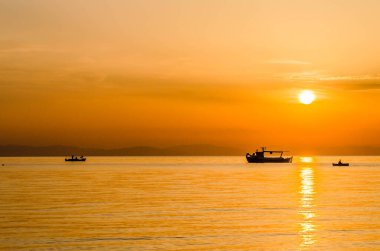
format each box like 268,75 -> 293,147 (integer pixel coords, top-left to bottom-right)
0,156 -> 379,250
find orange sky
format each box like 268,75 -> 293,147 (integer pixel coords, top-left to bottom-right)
0,0 -> 379,153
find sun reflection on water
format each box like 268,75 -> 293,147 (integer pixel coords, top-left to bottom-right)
299,166 -> 316,248
300,157 -> 314,163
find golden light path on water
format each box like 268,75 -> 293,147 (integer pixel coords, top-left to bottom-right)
299,157 -> 316,248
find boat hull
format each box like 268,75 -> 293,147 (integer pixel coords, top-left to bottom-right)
332,163 -> 349,166
246,156 -> 292,163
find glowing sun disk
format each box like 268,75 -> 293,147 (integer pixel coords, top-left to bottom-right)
299,90 -> 316,105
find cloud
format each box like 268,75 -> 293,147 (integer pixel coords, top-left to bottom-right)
339,83 -> 380,90
319,75 -> 380,90
0,40 -> 57,53
101,74 -> 244,104
278,71 -> 321,82
319,75 -> 380,81
281,71 -> 380,90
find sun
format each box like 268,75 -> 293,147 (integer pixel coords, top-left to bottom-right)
298,90 -> 316,105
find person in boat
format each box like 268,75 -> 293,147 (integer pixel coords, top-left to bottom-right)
338,159 -> 342,164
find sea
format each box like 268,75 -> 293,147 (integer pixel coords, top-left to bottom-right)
0,156 -> 379,250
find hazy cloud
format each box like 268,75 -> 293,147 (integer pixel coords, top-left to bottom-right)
282,71 -> 380,90
102,74 -> 245,104
339,83 -> 380,90
319,75 -> 380,90
319,75 -> 380,81
279,71 -> 321,82
0,40 -> 59,53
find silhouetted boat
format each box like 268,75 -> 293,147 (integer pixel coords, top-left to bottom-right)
332,160 -> 349,166
246,147 -> 293,163
65,155 -> 86,162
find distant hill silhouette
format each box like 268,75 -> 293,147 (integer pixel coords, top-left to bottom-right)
0,144 -> 243,156
0,145 -> 379,156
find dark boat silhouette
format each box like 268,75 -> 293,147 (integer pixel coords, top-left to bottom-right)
332,160 -> 349,166
65,155 -> 86,162
246,147 -> 293,163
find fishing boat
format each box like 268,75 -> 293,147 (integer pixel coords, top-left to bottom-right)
246,147 -> 293,163
332,160 -> 349,166
65,155 -> 86,162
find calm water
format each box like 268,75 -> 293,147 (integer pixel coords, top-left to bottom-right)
0,156 -> 379,250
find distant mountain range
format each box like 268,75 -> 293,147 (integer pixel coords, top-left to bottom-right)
0,144 -> 243,156
0,145 -> 379,156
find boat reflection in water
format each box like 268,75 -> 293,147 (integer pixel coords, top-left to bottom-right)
65,155 -> 86,162
299,157 -> 316,248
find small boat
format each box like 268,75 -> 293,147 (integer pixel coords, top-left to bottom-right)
332,160 -> 349,166
65,155 -> 86,162
246,147 -> 293,163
